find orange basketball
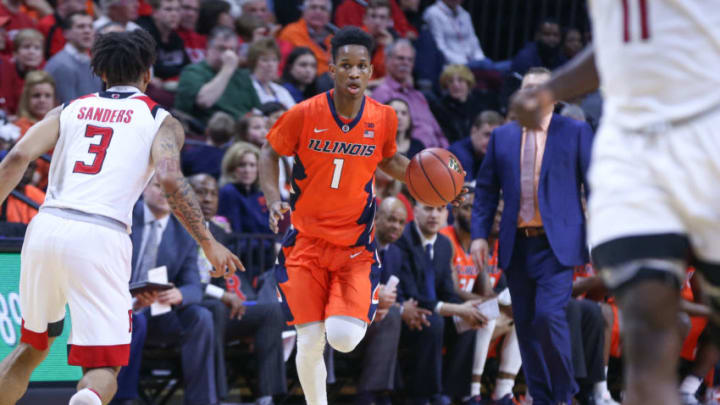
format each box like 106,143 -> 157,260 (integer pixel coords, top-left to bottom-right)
405,148 -> 465,207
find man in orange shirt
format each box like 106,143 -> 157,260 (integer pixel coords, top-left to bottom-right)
259,26 -> 410,405
276,0 -> 332,75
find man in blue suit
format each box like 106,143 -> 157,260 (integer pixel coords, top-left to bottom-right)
470,67 -> 594,405
113,176 -> 217,405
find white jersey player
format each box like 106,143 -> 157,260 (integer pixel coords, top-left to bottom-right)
0,29 -> 242,405
506,2 -> 720,405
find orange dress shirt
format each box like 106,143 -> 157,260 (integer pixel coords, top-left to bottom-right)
277,19 -> 332,75
518,113 -> 552,228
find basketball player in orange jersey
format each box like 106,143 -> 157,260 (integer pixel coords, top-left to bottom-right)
259,26 -> 434,405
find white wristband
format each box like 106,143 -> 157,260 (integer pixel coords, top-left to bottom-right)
205,284 -> 225,299
434,301 -> 444,313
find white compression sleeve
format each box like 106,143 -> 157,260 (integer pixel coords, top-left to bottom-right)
498,325 -> 522,375
295,322 -> 328,405
473,318 -> 497,375
325,315 -> 367,353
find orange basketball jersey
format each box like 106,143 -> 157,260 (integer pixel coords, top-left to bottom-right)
267,91 -> 398,247
440,225 -> 478,292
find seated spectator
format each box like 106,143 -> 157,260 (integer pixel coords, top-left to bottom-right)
281,46 -> 319,103
394,200 -> 485,404
440,194 -> 522,404
258,101 -> 286,128
217,141 -> 270,235
431,64 -> 499,143
93,0 -> 142,32
448,110 -> 503,181
0,160 -> 44,224
13,28 -> 45,80
372,39 -> 448,148
235,13 -> 293,75
502,18 -> 565,104
422,0 -> 506,72
13,70 -> 56,134
247,38 -> 296,109
176,0 -> 206,63
115,177 -> 217,405
136,0 -> 191,84
189,173 -> 287,405
563,27 -> 583,61
361,0 -> 393,82
0,0 -> 37,46
12,70 -> 56,189
175,26 -> 261,124
195,0 -> 233,35
37,0 -> 86,58
334,0 -> 417,39
277,0 -> 333,76
354,197 -> 409,405
45,13 -> 102,104
181,111 -> 235,179
386,98 -> 423,159
235,111 -> 268,146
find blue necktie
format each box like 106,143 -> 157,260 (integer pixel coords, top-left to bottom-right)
424,243 -> 436,301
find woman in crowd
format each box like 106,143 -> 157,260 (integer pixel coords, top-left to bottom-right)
218,141 -> 270,234
563,27 -> 584,60
13,70 -> 57,190
13,70 -> 56,135
281,46 -> 318,103
217,141 -> 276,273
430,64 -> 498,144
248,38 -> 296,109
387,98 -> 423,159
13,29 -> 45,81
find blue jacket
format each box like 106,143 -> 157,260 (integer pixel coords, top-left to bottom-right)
471,115 -> 593,269
217,183 -> 271,235
393,222 -> 460,311
130,202 -> 203,306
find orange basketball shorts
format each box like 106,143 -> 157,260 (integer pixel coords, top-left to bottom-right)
274,229 -> 381,326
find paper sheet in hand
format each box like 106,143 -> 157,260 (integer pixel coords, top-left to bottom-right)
147,266 -> 172,316
453,298 -> 500,334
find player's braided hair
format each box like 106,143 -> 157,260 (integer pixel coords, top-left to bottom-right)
330,26 -> 375,62
91,29 -> 156,88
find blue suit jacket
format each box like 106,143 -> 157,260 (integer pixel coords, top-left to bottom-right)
130,202 -> 203,306
471,115 -> 593,269
392,223 -> 460,311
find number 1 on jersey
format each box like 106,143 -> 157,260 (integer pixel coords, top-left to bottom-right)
73,124 -> 114,175
330,158 -> 344,189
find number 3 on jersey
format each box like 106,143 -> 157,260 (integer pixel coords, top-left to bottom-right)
73,124 -> 114,175
330,158 -> 344,189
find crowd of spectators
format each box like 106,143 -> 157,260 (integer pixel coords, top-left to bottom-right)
0,0 -> 716,405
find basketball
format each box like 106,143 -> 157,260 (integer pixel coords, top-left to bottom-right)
405,148 -> 465,207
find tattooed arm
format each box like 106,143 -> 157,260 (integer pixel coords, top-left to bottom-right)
151,116 -> 244,277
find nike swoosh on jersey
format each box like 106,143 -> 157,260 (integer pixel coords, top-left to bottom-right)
314,128 -> 328,133
350,251 -> 362,259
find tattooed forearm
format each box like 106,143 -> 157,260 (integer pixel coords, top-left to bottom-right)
163,170 -> 211,243
151,116 -> 210,245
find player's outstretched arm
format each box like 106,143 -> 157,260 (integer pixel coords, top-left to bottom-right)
259,141 -> 290,233
151,115 -> 244,277
378,152 -> 410,183
0,106 -> 61,204
512,45 -> 599,128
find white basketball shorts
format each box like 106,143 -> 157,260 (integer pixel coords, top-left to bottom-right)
588,108 -> 720,287
20,211 -> 132,367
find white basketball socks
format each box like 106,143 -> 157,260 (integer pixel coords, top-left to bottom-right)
68,388 -> 102,405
